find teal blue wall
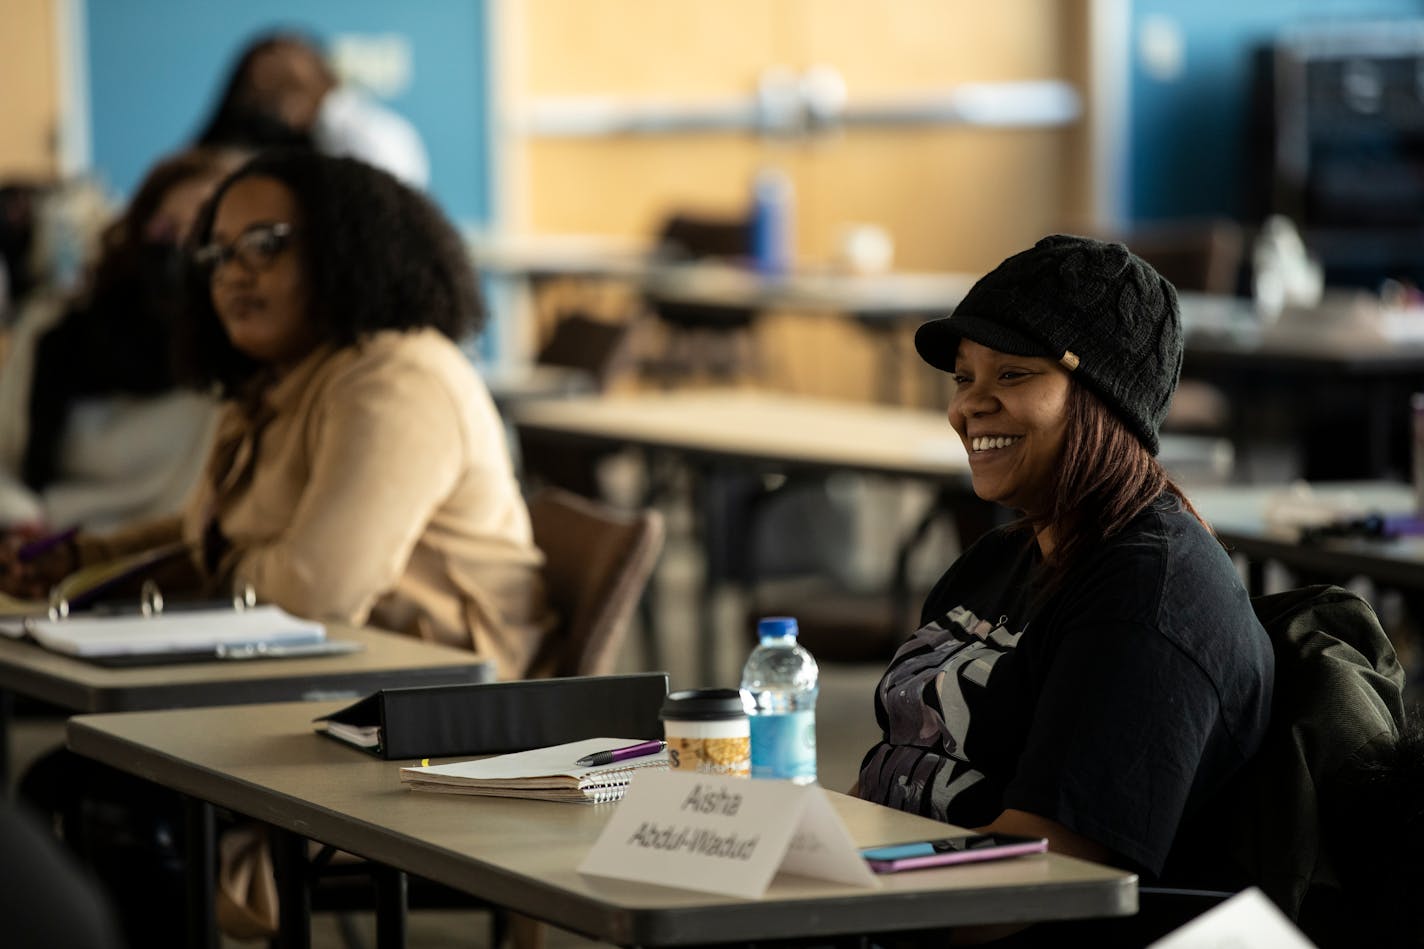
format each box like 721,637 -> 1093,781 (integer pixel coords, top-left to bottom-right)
1128,0 -> 1424,222
84,0 -> 490,227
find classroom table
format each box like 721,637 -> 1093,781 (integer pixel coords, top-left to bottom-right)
1190,480 -> 1423,595
67,700 -> 1138,949
0,623 -> 494,784
477,233 -> 1424,470
1176,294 -> 1424,480
471,234 -> 975,402
514,388 -> 974,482
513,389 -> 1233,678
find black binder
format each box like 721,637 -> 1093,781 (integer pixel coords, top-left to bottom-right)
313,672 -> 670,759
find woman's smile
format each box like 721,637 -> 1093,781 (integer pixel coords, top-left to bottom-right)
948,338 -> 1070,514
969,434 -> 1024,454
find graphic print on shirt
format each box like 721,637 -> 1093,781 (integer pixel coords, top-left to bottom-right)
860,603 -> 1024,821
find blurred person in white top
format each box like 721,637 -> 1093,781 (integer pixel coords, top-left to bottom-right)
195,32 -> 429,189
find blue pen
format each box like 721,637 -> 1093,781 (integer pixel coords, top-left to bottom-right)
17,526 -> 79,563
575,740 -> 666,767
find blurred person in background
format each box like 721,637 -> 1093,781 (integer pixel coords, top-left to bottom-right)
7,151 -> 548,943
2,150 -> 549,678
195,31 -> 429,188
0,147 -> 245,533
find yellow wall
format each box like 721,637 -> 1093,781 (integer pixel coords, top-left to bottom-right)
506,1 -> 1096,402
513,0 -> 1087,274
0,0 -> 60,180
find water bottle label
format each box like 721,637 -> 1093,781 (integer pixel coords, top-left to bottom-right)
749,710 -> 816,780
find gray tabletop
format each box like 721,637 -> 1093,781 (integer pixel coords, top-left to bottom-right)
0,623 -> 493,713
68,701 -> 1137,946
1191,481 -> 1424,593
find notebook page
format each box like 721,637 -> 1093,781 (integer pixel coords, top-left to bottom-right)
402,738 -> 664,783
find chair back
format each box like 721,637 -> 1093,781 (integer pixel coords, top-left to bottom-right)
526,488 -> 664,677
655,213 -> 751,262
1222,585 -> 1418,941
536,311 -> 632,391
644,212 -> 760,382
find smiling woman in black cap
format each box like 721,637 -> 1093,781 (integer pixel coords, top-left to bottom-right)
855,236 -> 1273,930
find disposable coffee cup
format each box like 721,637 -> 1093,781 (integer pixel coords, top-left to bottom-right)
659,689 -> 750,778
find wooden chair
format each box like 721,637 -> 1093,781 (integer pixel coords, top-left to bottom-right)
313,490 -> 664,949
525,486 -> 666,678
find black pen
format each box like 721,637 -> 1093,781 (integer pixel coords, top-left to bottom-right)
575,740 -> 666,767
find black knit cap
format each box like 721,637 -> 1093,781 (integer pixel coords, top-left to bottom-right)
915,234 -> 1182,455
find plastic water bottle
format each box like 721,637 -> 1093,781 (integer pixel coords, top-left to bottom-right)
750,168 -> 793,276
740,616 -> 818,783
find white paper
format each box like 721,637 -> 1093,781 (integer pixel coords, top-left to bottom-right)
579,771 -> 878,899
1149,887 -> 1316,949
27,605 -> 324,657
777,783 -> 880,888
400,738 -> 661,782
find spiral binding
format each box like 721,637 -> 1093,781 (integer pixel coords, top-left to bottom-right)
576,758 -> 669,803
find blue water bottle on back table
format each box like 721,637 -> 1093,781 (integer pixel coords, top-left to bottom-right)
740,616 -> 818,783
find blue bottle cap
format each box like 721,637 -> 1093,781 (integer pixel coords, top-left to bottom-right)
757,616 -> 798,639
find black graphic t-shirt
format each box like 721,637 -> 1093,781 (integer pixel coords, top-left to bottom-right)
858,494 -> 1274,878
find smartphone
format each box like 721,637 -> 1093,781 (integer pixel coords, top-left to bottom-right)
860,833 -> 1048,873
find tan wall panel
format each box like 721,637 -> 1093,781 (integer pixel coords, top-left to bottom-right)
513,1 -> 1088,401
527,129 -> 1067,274
526,136 -> 766,237
0,0 -> 59,179
523,0 -> 785,95
791,0 -> 1068,88
517,0 -> 1080,269
793,130 -> 1068,272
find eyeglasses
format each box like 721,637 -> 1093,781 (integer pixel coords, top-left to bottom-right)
193,222 -> 295,277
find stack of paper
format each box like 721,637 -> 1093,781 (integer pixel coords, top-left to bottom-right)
400,738 -> 669,803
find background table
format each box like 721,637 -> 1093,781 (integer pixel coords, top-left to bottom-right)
515,389 -> 1233,676
1190,481 -> 1422,594
69,700 -> 1138,949
1177,294 -> 1424,480
0,623 -> 493,782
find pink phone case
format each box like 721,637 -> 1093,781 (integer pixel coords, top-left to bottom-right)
865,837 -> 1047,873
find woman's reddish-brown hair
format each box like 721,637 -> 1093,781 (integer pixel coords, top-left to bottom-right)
1032,382 -> 1213,582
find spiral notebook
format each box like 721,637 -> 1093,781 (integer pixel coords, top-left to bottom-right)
399,737 -> 669,804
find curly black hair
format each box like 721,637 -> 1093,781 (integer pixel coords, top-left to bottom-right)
176,150 -> 485,396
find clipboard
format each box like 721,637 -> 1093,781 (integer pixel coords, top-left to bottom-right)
314,673 -> 670,759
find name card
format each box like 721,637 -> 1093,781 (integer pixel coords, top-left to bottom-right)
578,770 -> 879,899
1149,888 -> 1315,948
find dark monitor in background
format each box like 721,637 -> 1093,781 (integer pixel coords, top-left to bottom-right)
1254,21 -> 1424,288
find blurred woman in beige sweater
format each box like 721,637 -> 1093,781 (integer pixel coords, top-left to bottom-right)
2,151 -> 551,679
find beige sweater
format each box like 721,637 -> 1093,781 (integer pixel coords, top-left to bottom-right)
79,329 -> 552,679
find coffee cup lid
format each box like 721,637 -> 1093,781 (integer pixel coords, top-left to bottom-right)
659,688 -> 747,722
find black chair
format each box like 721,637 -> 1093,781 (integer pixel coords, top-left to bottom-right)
984,583 -> 1421,947
641,212 -> 762,384
517,311 -> 633,499
1139,584 -> 1422,946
